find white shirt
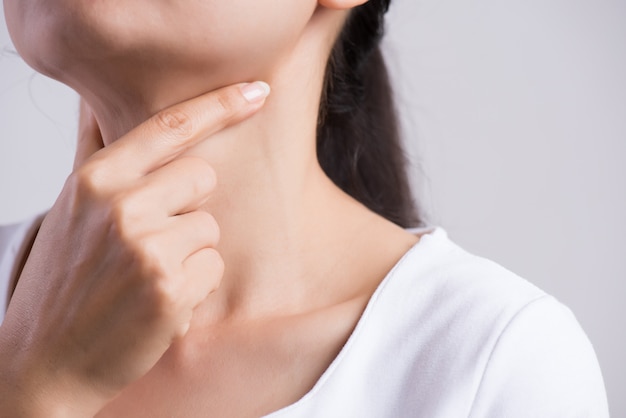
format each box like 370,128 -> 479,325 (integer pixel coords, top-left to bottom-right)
0,219 -> 609,417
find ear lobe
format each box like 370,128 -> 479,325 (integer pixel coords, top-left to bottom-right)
318,0 -> 369,10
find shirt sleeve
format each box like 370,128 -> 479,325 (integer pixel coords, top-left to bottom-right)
468,295 -> 609,418
0,213 -> 45,324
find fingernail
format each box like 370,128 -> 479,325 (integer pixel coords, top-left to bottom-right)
241,81 -> 271,103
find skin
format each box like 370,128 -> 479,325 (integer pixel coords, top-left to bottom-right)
1,0 -> 421,416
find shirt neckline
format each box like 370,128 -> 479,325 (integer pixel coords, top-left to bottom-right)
264,226 -> 442,416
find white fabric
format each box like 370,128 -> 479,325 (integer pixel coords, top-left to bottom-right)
265,227 -> 609,417
0,222 -> 608,416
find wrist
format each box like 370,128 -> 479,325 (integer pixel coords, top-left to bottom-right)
0,367 -> 97,418
0,355 -> 57,417
0,330 -> 100,418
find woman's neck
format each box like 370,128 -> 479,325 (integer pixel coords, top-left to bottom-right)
75,30 -> 387,324
60,7 -> 420,326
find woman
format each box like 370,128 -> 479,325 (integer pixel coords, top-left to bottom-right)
0,0 -> 609,416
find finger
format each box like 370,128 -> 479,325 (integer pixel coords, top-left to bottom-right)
156,211 -> 221,263
136,156 -> 217,216
171,246 -> 224,339
73,99 -> 105,170
181,247 -> 224,308
93,81 -> 270,181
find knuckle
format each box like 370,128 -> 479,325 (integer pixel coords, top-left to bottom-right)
182,157 -> 218,194
72,161 -> 107,197
133,237 -> 178,290
150,268 -> 189,319
134,235 -> 166,272
214,95 -> 230,114
192,173 -> 215,202
154,108 -> 194,142
145,277 -> 179,318
108,192 -> 143,231
117,236 -> 177,318
214,92 -> 240,123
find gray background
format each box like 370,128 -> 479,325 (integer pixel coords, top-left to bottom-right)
1,0 -> 624,415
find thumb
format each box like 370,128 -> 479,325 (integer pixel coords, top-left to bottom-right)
73,98 -> 104,170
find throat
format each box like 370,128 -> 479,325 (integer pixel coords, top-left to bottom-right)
95,201 -> 420,417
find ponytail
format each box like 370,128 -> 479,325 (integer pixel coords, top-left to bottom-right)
317,0 -> 422,228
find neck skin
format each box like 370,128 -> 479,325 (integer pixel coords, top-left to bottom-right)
69,8 -> 414,324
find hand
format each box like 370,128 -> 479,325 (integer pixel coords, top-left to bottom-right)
0,81 -> 270,417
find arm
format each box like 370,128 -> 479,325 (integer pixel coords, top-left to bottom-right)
0,82 -> 270,416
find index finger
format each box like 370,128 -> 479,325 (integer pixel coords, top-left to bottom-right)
92,81 -> 270,179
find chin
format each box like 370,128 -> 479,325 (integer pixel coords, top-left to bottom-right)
4,0 -> 320,101
8,1 -> 190,77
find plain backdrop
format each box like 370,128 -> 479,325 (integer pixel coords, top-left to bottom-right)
1,0 -> 624,415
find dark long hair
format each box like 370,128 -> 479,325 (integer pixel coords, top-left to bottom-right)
317,0 -> 421,228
